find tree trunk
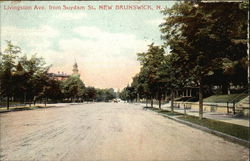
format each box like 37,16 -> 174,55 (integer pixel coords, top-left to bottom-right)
24,92 -> 27,105
199,81 -> 203,120
158,89 -> 161,109
44,97 -> 47,107
227,84 -> 231,95
158,97 -> 161,109
7,95 -> 10,110
221,83 -> 228,94
171,89 -> 174,113
150,96 -> 153,108
33,96 -> 36,106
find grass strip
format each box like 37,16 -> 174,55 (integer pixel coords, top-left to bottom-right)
203,94 -> 248,103
178,115 -> 250,142
0,105 -> 46,112
145,107 -> 183,116
159,110 -> 184,116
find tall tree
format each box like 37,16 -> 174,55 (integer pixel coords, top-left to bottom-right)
12,62 -> 29,103
137,43 -> 165,108
157,53 -> 186,112
0,41 -> 21,109
19,54 -> 50,105
160,2 -> 248,119
41,78 -> 63,105
61,75 -> 85,102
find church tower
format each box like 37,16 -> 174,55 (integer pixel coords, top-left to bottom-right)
72,60 -> 80,76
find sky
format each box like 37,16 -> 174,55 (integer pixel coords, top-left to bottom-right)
0,1 -> 175,90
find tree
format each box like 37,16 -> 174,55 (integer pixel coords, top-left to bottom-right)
157,53 -> 186,112
137,43 -> 165,108
0,41 -> 60,108
12,62 -> 29,103
160,2 -> 248,119
38,75 -> 63,105
119,87 -> 130,102
104,88 -> 116,102
61,75 -> 85,102
0,41 -> 21,109
85,87 -> 97,101
130,74 -> 148,103
19,54 -> 50,105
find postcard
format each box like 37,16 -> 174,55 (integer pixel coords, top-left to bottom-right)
0,1 -> 249,161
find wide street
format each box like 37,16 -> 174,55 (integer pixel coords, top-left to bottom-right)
0,103 -> 249,161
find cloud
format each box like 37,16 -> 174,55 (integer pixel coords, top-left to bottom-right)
73,26 -> 150,57
1,25 -> 59,40
0,25 -> 59,54
56,12 -> 87,20
147,18 -> 164,26
40,37 -> 142,89
0,25 -> 150,89
49,26 -> 151,88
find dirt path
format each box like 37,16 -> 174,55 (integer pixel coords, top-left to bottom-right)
0,103 -> 249,161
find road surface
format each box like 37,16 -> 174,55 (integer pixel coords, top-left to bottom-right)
0,103 -> 249,161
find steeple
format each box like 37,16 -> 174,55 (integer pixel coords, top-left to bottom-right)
72,60 -> 79,76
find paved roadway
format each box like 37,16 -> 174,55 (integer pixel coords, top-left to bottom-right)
0,103 -> 249,161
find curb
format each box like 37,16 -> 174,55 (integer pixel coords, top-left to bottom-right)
157,112 -> 250,148
0,103 -> 90,114
0,105 -> 56,114
0,110 -> 11,113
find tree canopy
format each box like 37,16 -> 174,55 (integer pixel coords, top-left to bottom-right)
121,1 -> 248,119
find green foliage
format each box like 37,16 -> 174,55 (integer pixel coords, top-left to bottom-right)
0,41 -> 21,97
12,62 -> 29,100
159,1 -> 248,118
0,41 -> 64,106
95,88 -> 116,102
160,2 -> 247,87
119,86 -> 130,101
123,2 -> 247,117
137,43 -> 165,99
0,41 -> 119,106
41,77 -> 63,101
2,41 -> 21,71
179,115 -> 250,141
61,75 -> 85,100
203,94 -> 248,103
18,55 -> 50,101
85,87 -> 97,101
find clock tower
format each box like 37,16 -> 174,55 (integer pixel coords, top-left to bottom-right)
72,60 -> 80,76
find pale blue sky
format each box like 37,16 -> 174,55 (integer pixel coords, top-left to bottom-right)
0,1 -> 175,89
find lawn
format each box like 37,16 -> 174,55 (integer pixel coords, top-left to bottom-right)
203,94 -> 248,103
0,105 -> 47,112
158,110 -> 184,116
145,106 -> 249,142
145,107 -> 184,116
178,115 -> 250,141
0,101 -> 26,107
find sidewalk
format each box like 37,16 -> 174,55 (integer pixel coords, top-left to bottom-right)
138,103 -> 250,127
0,102 -> 86,113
